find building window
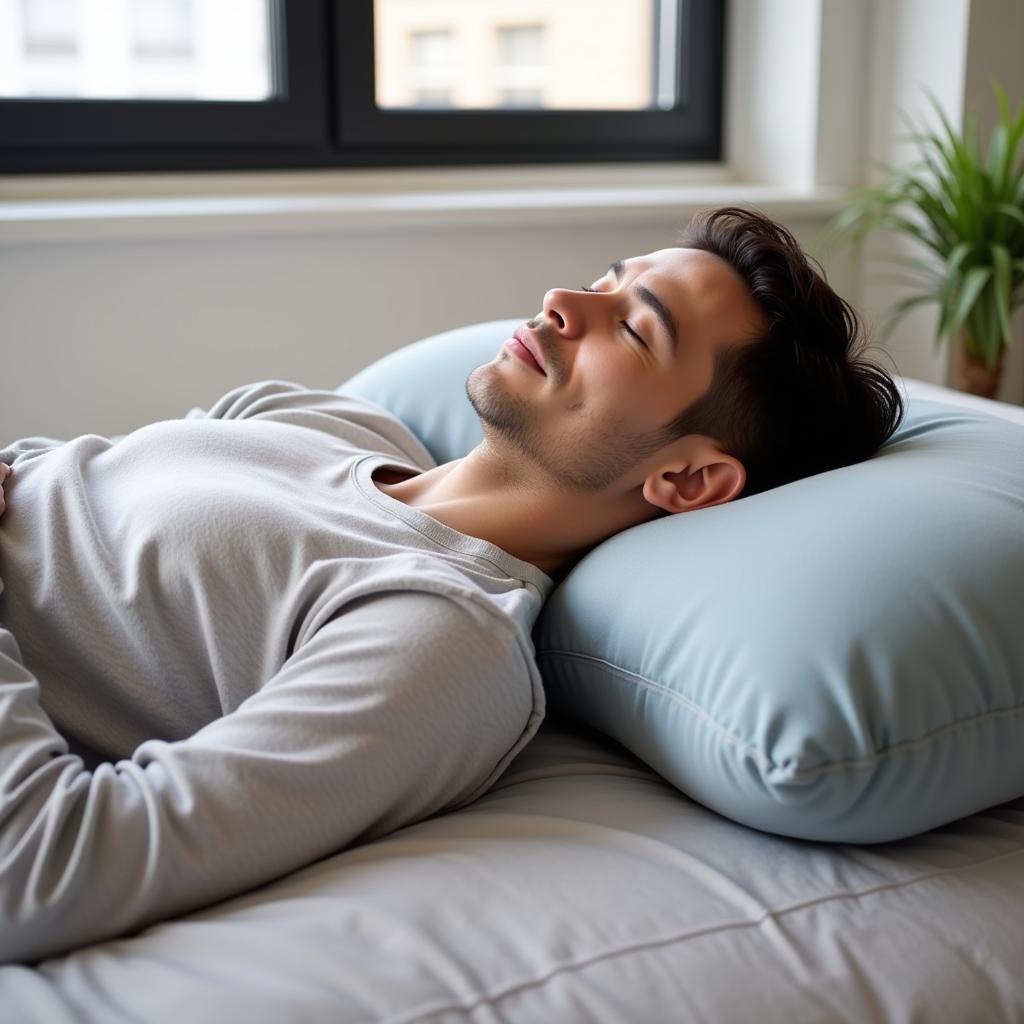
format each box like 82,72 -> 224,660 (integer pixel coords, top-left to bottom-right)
3,0 -> 269,101
130,0 -> 195,60
0,0 -> 726,174
495,25 -> 544,108
408,28 -> 453,108
21,0 -> 77,55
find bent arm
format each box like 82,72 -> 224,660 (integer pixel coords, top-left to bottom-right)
0,584 -> 535,965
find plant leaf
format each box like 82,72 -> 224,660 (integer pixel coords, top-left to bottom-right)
937,269 -> 963,342
952,266 -> 993,329
990,242 -> 1014,345
876,293 -> 936,344
931,242 -> 974,343
829,80 -> 1024,361
990,79 -> 1024,200
872,252 -> 944,277
963,283 -> 1002,370
946,240 -> 974,278
994,202 -> 1024,231
937,264 -> 987,344
987,122 -> 1010,193
978,285 -> 1003,369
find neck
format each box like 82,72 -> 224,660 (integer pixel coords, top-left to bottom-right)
372,444 -> 654,581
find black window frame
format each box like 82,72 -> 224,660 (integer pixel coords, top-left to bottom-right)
0,0 -> 725,175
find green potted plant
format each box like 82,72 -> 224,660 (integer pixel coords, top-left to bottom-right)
823,80 -> 1024,399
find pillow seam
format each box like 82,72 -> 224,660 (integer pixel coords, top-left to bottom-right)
536,650 -> 771,771
536,648 -> 1024,780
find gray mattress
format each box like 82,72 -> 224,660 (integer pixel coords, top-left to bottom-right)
2,378 -> 1024,1023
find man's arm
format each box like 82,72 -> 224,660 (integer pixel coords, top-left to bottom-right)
0,585 -> 537,965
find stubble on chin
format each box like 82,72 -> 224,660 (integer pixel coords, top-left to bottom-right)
465,364 -> 534,441
464,365 -> 663,494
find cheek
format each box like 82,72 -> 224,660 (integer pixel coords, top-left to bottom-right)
588,346 -> 646,386
565,349 -> 650,425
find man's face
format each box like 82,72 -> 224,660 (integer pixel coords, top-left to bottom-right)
466,246 -> 768,493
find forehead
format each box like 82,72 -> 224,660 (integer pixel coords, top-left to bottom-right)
629,246 -> 766,344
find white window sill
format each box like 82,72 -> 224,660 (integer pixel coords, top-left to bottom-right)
0,164 -> 851,244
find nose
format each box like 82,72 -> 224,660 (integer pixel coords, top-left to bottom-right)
541,287 -> 588,339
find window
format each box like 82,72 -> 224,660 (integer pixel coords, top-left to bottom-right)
0,0 -> 725,174
4,0 -> 274,103
130,0 -> 195,60
408,29 -> 454,108
495,26 -> 544,108
21,0 -> 77,56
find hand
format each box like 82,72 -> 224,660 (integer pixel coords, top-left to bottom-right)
0,463 -> 11,518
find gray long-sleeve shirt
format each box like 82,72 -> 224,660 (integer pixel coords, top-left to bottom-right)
0,379 -> 553,965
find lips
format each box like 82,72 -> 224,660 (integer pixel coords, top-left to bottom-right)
513,327 -> 546,375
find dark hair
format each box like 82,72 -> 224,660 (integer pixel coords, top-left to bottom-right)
655,205 -> 905,500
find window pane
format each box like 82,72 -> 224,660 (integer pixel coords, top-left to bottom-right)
0,0 -> 274,99
374,0 -> 680,111
408,28 -> 453,107
21,0 -> 77,54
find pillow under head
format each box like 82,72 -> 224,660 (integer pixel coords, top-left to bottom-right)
340,319 -> 1024,843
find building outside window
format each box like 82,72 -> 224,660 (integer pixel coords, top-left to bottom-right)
495,24 -> 544,108
374,0 -> 655,111
408,28 -> 453,108
21,0 -> 77,54
0,0 -> 270,100
130,0 -> 194,60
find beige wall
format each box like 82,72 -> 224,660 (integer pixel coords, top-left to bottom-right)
0,205 -> 850,444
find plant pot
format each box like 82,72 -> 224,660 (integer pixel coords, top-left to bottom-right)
950,325 -> 1006,399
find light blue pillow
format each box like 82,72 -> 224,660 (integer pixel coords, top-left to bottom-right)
340,319 -> 1024,843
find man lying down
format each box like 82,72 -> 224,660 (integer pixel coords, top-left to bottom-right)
0,206 -> 904,964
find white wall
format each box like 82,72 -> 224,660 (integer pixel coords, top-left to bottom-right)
961,0 -> 1024,402
855,0 -> 1024,405
857,0 -> 972,390
1,0 -> 1021,444
1,199 -> 851,441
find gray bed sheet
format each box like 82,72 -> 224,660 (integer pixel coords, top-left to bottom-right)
2,713 -> 1023,1024
3,377 -> 1024,1023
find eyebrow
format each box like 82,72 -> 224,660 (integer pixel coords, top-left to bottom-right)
611,258 -> 679,360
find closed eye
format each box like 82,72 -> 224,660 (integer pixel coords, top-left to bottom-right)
620,321 -> 649,349
579,284 -> 650,349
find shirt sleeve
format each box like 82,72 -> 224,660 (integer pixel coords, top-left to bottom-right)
0,580 -> 540,965
0,381 -> 309,459
182,379 -> 436,468
0,435 -> 68,464
4,380 -> 433,465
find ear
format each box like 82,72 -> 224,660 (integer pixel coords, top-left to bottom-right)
642,449 -> 746,516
